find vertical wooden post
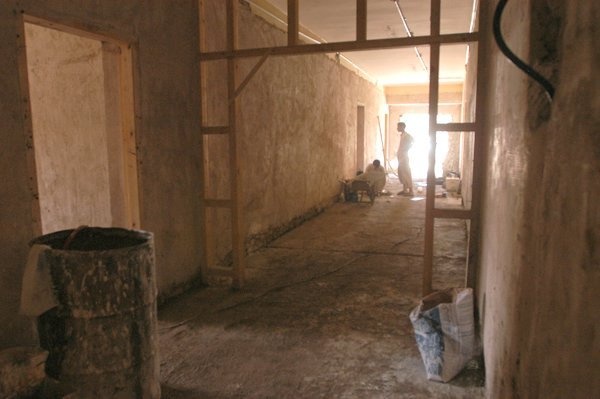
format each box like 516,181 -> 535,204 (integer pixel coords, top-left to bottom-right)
287,0 -> 299,46
466,0 -> 489,289
198,0 -> 210,284
15,15 -> 43,238
226,0 -> 245,289
356,0 -> 367,41
423,0 -> 441,297
117,43 -> 141,230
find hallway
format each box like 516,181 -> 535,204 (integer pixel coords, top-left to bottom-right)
158,178 -> 484,398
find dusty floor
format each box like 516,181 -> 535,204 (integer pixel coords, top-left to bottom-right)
158,177 -> 485,398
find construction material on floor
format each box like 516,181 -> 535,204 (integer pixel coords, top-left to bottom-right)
410,287 -> 477,382
158,177 -> 484,398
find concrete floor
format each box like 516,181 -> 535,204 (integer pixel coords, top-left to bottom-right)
157,177 -> 485,398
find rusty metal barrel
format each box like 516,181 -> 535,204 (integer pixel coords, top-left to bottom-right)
31,227 -> 160,398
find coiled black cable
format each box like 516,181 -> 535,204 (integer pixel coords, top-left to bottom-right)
493,0 -> 555,101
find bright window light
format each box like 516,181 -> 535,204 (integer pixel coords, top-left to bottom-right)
399,113 -> 452,180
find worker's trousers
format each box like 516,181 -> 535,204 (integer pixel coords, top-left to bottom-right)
397,157 -> 413,192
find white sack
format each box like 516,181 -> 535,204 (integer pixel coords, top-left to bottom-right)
409,287 -> 476,382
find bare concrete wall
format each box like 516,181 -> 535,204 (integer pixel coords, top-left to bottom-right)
25,23 -> 112,233
0,0 -> 202,347
470,0 -> 600,397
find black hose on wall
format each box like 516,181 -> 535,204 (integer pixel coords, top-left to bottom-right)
493,0 -> 555,101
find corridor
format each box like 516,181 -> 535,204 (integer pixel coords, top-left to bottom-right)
158,178 -> 484,398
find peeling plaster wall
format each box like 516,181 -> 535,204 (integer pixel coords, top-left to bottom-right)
202,1 -> 387,260
471,0 -> 600,397
0,0 -> 201,347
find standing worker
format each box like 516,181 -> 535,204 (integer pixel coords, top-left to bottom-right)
396,122 -> 414,196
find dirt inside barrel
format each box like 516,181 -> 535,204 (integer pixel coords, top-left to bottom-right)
36,227 -> 148,251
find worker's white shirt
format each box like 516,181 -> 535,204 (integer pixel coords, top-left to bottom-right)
355,164 -> 386,192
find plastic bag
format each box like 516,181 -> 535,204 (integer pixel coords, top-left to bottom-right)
409,287 -> 476,382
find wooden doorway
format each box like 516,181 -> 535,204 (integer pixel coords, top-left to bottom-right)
21,17 -> 140,234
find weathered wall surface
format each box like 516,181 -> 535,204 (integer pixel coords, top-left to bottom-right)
134,1 -> 203,298
0,0 -> 202,347
202,1 -> 387,260
25,23 -> 113,233
471,0 -> 600,397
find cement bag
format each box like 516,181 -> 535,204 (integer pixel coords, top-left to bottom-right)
409,287 -> 475,382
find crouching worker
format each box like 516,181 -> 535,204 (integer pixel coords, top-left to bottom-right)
341,159 -> 387,203
354,159 -> 387,195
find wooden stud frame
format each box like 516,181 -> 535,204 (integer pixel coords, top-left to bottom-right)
226,0 -> 246,289
198,0 -> 210,284
200,31 -> 477,60
287,0 -> 299,46
356,0 -> 367,41
199,0 -> 248,288
198,0 -> 485,293
423,0 -> 442,296
466,0 -> 489,290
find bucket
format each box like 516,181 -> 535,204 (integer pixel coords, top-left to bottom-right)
31,227 -> 160,398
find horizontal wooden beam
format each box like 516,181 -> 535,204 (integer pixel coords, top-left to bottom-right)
201,126 -> 229,134
200,32 -> 478,61
23,13 -> 135,44
432,208 -> 472,219
435,122 -> 477,132
204,199 -> 232,208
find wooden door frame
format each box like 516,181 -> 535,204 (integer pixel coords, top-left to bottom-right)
16,14 -> 141,234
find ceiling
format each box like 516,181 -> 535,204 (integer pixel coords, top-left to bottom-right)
259,0 -> 476,87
